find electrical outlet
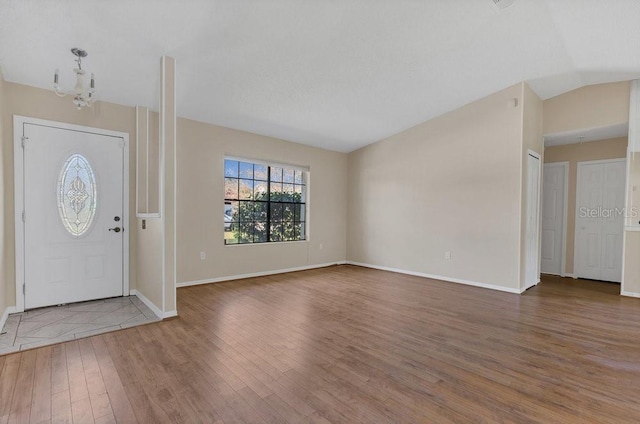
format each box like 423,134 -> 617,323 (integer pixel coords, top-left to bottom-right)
200,251 -> 206,260
445,251 -> 451,260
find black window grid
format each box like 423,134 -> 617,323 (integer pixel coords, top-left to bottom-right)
225,161 -> 306,244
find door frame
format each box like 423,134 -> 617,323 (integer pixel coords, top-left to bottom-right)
13,115 -> 130,312
523,150 -> 542,291
542,161 -> 569,277
573,158 -> 626,281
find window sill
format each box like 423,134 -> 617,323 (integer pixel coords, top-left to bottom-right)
224,240 -> 308,247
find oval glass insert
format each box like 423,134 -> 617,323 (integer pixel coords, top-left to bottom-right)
57,154 -> 97,237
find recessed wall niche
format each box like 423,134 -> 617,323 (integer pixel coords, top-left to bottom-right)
136,106 -> 161,217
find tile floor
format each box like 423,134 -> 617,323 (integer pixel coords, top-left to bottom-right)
0,295 -> 160,355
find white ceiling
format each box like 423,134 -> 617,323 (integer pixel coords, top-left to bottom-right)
1,0 -> 640,153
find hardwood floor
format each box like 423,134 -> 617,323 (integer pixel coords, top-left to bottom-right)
1,265 -> 640,423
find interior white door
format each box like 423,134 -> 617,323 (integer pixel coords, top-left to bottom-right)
541,163 -> 566,275
23,123 -> 125,309
575,159 -> 625,283
525,153 -> 541,290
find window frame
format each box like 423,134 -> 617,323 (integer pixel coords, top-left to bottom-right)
224,156 -> 309,245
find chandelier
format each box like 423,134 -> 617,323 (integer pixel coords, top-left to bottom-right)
53,48 -> 96,109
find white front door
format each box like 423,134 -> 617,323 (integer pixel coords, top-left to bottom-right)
541,163 -> 567,275
575,159 -> 625,283
525,153 -> 541,290
20,121 -> 126,309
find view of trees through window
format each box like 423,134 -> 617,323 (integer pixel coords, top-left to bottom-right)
224,159 -> 306,244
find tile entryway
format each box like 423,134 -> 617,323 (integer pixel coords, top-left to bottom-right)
0,296 -> 159,355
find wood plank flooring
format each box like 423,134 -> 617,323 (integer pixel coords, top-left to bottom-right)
1,265 -> 640,423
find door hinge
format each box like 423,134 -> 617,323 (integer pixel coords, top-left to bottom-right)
21,136 -> 28,149
21,210 -> 25,222
23,284 -> 25,295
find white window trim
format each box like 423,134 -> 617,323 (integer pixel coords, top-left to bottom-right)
224,156 -> 310,245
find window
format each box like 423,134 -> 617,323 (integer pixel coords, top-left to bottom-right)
224,158 -> 307,244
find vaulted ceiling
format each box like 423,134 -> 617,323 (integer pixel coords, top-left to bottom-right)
1,0 -> 639,152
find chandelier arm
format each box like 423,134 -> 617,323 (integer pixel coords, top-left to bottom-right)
53,86 -> 67,97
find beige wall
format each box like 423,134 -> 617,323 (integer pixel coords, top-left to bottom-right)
1,80 -> 347,311
2,82 -> 138,309
3,76 -> 633,307
520,84 -> 545,287
623,231 -> 640,294
176,118 -> 347,284
135,217 -> 163,308
543,137 -> 628,275
347,83 -> 525,291
0,69 -> 6,315
543,81 -> 630,135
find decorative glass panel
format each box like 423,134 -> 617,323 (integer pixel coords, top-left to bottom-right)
58,154 -> 97,237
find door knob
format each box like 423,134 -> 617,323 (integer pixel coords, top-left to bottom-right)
108,227 -> 122,233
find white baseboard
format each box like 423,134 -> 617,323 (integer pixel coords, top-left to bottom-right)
0,306 -> 18,332
346,261 -> 522,294
177,261 -> 347,288
163,310 -> 178,319
621,291 -> 640,298
130,290 -> 164,320
562,273 -> 574,278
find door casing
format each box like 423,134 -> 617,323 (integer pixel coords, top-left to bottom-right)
13,115 -> 130,312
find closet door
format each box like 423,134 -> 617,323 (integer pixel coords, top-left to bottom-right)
541,163 -> 566,275
575,159 -> 625,282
